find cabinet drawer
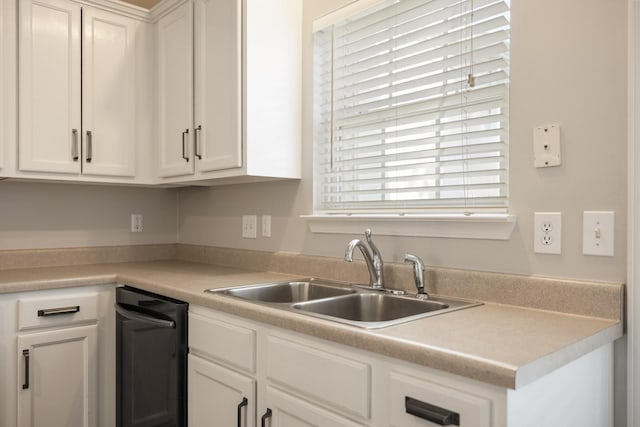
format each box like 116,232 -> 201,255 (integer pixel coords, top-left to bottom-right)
189,312 -> 256,374
18,292 -> 98,330
266,334 -> 371,420
389,371 -> 491,427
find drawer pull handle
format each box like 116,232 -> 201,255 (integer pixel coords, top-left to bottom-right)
22,349 -> 30,390
37,305 -> 80,317
261,408 -> 272,427
405,396 -> 460,426
237,397 -> 248,427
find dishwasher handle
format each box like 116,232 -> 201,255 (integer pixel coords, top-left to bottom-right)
115,303 -> 176,329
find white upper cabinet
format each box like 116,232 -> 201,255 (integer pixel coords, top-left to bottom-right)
193,0 -> 242,174
156,0 -> 241,179
155,0 -> 301,185
6,0 -> 300,186
156,1 -> 194,178
82,7 -> 136,177
243,0 -> 301,180
18,0 -> 82,174
17,0 -> 139,180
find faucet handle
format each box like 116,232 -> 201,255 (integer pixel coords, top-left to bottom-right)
364,229 -> 381,259
364,228 -> 372,239
404,253 -> 427,297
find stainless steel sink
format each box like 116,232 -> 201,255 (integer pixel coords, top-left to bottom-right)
293,293 -> 480,328
207,279 -> 356,303
293,293 -> 447,321
207,278 -> 481,329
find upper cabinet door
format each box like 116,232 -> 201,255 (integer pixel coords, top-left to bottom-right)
18,0 -> 81,174
193,0 -> 242,173
81,7 -> 136,177
156,2 -> 194,178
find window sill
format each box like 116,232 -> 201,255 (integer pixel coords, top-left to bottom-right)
301,214 -> 517,240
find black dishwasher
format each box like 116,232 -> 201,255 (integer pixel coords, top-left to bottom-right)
115,286 -> 188,427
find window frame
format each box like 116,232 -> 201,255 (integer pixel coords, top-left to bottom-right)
306,0 -> 514,239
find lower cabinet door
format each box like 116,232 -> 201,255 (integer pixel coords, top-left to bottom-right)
188,354 -> 256,427
17,324 -> 98,427
262,386 -> 365,427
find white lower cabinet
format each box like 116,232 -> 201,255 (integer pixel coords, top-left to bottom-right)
0,285 -> 115,427
17,324 -> 98,427
188,354 -> 256,427
188,306 -> 614,427
189,306 -> 363,427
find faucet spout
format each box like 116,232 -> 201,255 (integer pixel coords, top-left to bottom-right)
344,230 -> 385,289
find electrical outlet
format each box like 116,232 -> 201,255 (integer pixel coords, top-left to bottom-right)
534,212 -> 561,254
131,214 -> 143,233
242,215 -> 257,238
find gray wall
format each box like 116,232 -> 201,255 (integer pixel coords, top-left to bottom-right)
178,0 -> 628,283
0,181 -> 178,249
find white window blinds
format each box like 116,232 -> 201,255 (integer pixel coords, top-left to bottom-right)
313,0 -> 510,214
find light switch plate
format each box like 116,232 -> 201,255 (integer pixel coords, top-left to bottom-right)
130,214 -> 143,233
533,124 -> 561,168
583,211 -> 615,256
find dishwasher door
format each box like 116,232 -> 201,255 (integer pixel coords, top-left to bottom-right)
116,286 -> 188,427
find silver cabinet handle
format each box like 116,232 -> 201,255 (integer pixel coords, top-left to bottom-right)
72,129 -> 79,161
85,130 -> 93,163
181,129 -> 190,162
194,125 -> 202,160
37,305 -> 80,317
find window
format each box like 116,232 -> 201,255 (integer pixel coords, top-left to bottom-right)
313,0 -> 510,216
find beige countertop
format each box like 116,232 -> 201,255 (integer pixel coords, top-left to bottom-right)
0,260 -> 623,390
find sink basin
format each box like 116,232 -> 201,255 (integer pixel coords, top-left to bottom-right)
207,280 -> 356,303
293,293 -> 481,328
207,278 -> 482,329
294,293 -> 447,321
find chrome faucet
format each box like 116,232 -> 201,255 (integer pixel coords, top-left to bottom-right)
344,229 -> 385,289
404,253 -> 428,298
